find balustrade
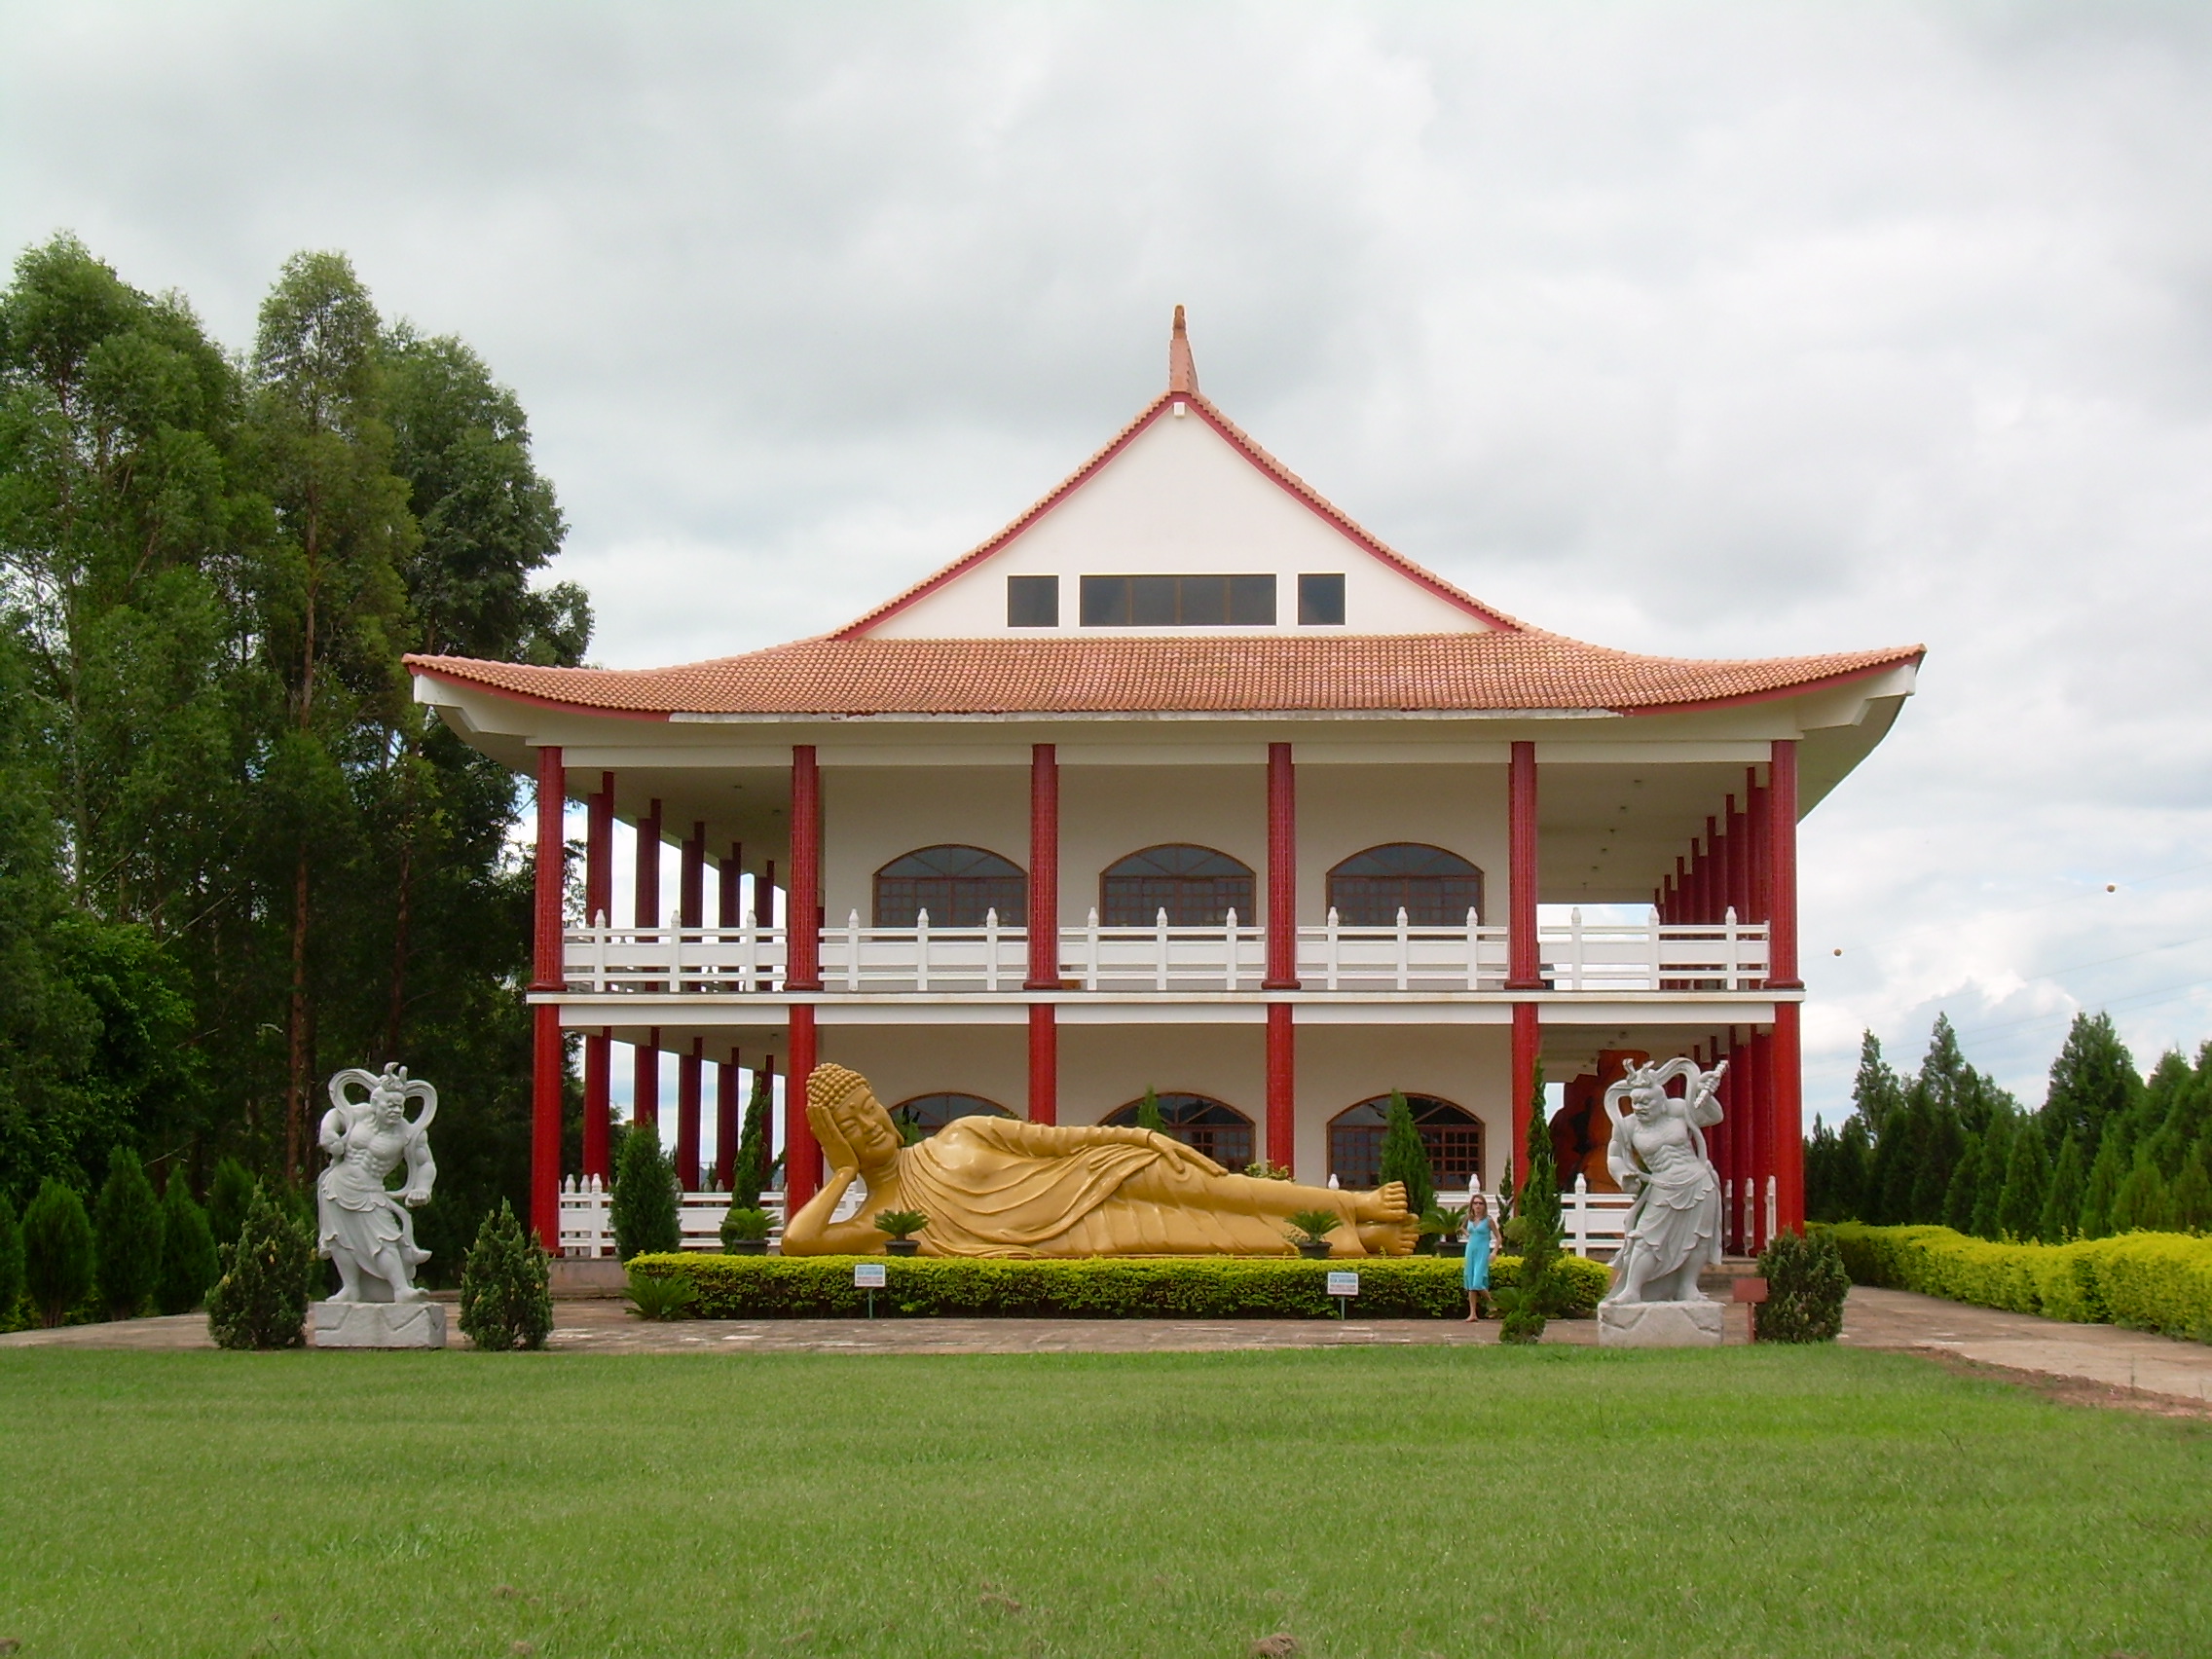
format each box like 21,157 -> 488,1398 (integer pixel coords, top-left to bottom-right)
561,906 -> 1769,997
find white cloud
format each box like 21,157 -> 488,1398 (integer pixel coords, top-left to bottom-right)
9,0 -> 2212,1109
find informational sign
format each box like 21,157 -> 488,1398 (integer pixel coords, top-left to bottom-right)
854,1263 -> 887,1289
1326,1271 -> 1360,1299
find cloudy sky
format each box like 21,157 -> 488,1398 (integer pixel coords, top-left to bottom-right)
7,1 -> 2212,1117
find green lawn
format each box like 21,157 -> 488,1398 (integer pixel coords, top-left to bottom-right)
0,1346 -> 2205,1658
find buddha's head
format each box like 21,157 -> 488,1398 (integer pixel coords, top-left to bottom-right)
805,1063 -> 903,1179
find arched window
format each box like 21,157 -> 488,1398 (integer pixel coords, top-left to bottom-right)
1102,1093 -> 1255,1170
873,845 -> 1026,928
1327,1094 -> 1485,1190
1326,844 -> 1484,927
1101,845 -> 1255,927
889,1092 -> 1014,1140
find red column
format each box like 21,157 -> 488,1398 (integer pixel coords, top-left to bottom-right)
1266,1002 -> 1295,1175
583,1030 -> 611,1182
634,798 -> 662,1136
788,747 -> 822,990
1264,742 -> 1298,989
1510,1001 -> 1539,1188
756,859 -> 776,993
677,1036 -> 703,1190
787,1006 -> 819,1205
1507,740 -> 1539,988
1028,1004 -> 1057,1124
1026,744 -> 1059,988
582,772 -> 613,1182
682,822 -> 705,928
530,745 -> 565,1248
716,1049 -> 740,1192
720,842 -> 743,928
1767,739 -> 1803,1235
754,1052 -> 776,1197
636,1026 -> 660,1135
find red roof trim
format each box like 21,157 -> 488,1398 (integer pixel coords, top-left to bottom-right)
409,665 -> 674,723
832,388 -> 1521,639
831,394 -> 1178,639
1616,652 -> 1926,718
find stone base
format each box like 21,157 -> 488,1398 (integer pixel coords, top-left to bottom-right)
1597,1298 -> 1726,1348
312,1300 -> 448,1349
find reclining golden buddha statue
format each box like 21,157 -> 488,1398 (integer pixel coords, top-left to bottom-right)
781,1063 -> 1419,1258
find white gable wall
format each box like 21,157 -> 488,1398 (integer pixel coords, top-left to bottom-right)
865,411 -> 1491,638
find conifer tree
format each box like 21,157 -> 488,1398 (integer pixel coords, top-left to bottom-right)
2169,1142 -> 2212,1233
1942,1130 -> 1981,1233
1908,1106 -> 1964,1225
458,1199 -> 552,1350
1135,1087 -> 1166,1134
206,1186 -> 310,1349
2109,1161 -> 2174,1235
22,1178 -> 93,1327
2078,1132 -> 2126,1239
1970,1114 -> 2013,1239
1500,1065 -> 1558,1345
0,1194 -> 22,1325
155,1171 -> 219,1315
610,1121 -> 680,1261
1834,1114 -> 1872,1220
2042,1012 -> 2139,1160
1850,1031 -> 1909,1143
206,1158 -> 257,1253
2039,1130 -> 2085,1243
1377,1090 -> 1435,1222
92,1146 -> 163,1318
1993,1127 -> 2049,1241
731,1070 -> 771,1210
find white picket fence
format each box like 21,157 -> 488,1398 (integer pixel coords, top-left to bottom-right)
558,1172 -> 1642,1260
561,907 -> 1769,997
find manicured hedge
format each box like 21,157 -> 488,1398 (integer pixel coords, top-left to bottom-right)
1827,1223 -> 2212,1344
624,1252 -> 1612,1321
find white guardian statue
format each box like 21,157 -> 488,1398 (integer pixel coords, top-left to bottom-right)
313,1063 -> 446,1347
1596,1056 -> 1727,1346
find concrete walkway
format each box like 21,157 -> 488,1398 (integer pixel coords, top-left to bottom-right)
6,1289 -> 2208,1411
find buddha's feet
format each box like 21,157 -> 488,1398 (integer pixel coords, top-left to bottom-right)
1351,1180 -> 1411,1224
1355,1216 -> 1424,1256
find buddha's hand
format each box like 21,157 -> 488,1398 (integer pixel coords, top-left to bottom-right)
808,1101 -> 859,1176
1147,1132 -> 1226,1178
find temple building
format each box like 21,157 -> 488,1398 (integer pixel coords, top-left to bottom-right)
405,311 -> 1921,1254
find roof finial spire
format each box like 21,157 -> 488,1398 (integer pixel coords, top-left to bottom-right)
1167,304 -> 1198,395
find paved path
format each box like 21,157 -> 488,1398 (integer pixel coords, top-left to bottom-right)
6,1290 -> 2207,1412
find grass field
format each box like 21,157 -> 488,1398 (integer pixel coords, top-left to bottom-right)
0,1345 -> 2205,1658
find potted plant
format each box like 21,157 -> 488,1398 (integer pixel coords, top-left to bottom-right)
1416,1206 -> 1462,1257
1435,1205 -> 1470,1259
1285,1208 -> 1341,1260
720,1205 -> 772,1255
873,1209 -> 929,1256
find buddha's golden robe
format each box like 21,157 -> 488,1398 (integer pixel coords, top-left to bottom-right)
896,1117 -> 1303,1256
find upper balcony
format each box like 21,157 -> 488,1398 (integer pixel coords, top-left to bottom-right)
559,907 -> 1770,998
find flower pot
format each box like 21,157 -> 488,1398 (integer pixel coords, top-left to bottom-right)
884,1239 -> 921,1257
1439,1240 -> 1467,1259
723,1239 -> 768,1256
1296,1240 -> 1335,1260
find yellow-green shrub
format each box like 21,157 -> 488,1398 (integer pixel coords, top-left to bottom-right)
624,1251 -> 1612,1320
1826,1223 -> 2212,1343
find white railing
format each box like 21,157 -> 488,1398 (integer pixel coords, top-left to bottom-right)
1456,1176 -> 1633,1260
561,907 -> 1768,997
557,1175 -> 788,1259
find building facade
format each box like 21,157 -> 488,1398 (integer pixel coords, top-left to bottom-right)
407,313 -> 1921,1254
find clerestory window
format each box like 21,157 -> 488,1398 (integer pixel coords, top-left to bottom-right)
1079,574 -> 1276,626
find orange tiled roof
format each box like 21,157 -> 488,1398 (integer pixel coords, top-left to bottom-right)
405,632 -> 1923,719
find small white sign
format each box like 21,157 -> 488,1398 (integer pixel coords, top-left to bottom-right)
854,1263 -> 887,1289
1326,1271 -> 1360,1298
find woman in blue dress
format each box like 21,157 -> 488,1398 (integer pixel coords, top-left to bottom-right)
1461,1191 -> 1495,1321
